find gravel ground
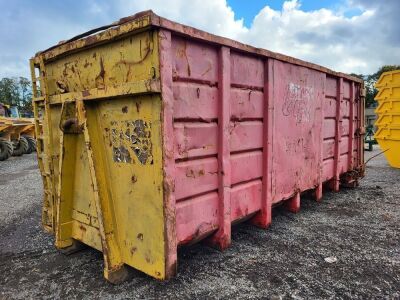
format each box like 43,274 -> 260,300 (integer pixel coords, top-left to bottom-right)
0,148 -> 399,299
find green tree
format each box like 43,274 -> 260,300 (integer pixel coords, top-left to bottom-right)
365,65 -> 400,108
0,78 -> 20,106
18,77 -> 33,115
0,77 -> 33,116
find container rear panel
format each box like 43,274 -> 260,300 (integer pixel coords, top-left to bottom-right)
36,30 -> 168,279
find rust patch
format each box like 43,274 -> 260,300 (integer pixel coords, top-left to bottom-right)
176,41 -> 191,76
145,252 -> 151,263
95,56 -> 106,88
56,80 -> 68,93
201,63 -> 212,77
110,119 -> 153,164
113,145 -> 132,163
84,35 -> 99,47
122,106 -> 128,113
186,169 -> 205,178
59,101 -> 83,134
137,233 -> 143,241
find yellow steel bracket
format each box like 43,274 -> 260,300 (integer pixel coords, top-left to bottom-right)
56,98 -> 128,282
55,100 -> 83,250
79,99 -> 129,283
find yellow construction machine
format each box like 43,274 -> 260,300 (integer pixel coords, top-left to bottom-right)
0,103 -> 36,161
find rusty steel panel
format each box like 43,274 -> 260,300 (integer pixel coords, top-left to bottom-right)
31,10 -> 364,282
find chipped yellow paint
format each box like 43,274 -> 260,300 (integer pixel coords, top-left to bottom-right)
33,28 -> 166,281
85,95 -> 165,279
30,57 -> 57,232
45,30 -> 158,96
0,117 -> 35,140
40,14 -> 152,62
49,79 -> 161,105
0,118 -> 14,140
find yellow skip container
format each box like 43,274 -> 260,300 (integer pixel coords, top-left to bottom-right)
374,70 -> 400,168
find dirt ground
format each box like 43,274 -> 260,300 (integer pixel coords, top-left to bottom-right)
0,147 -> 399,299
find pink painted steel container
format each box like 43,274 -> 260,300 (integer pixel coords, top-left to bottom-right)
159,13 -> 365,245
31,10 -> 365,281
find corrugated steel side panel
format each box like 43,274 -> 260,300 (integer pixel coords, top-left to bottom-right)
166,34 -> 364,249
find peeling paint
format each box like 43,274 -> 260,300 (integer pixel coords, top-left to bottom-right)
113,145 -> 132,163
110,119 -> 153,164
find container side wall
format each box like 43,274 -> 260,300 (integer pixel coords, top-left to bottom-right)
171,36 -> 221,244
171,36 -> 268,245
229,51 -> 265,223
322,76 -> 362,183
323,76 -> 338,181
271,60 -> 324,202
170,37 -> 364,246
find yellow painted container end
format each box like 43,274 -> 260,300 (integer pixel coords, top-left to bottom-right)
374,70 -> 400,168
30,22 -> 169,282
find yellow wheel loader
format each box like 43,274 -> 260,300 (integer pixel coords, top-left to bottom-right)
0,118 -> 14,160
0,103 -> 36,160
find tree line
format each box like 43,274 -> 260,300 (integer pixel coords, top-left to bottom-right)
0,65 -> 398,116
0,77 -> 32,116
351,65 -> 400,108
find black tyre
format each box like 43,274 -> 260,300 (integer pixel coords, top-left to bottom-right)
0,140 -> 13,161
23,135 -> 36,153
12,136 -> 29,156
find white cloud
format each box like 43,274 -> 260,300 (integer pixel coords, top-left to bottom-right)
113,0 -> 248,39
0,0 -> 399,78
237,0 -> 383,74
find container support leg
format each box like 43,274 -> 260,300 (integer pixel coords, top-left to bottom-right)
284,192 -> 300,213
329,178 -> 340,192
314,183 -> 323,202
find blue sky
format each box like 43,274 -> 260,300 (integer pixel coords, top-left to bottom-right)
0,0 -> 399,78
227,0 -> 362,26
